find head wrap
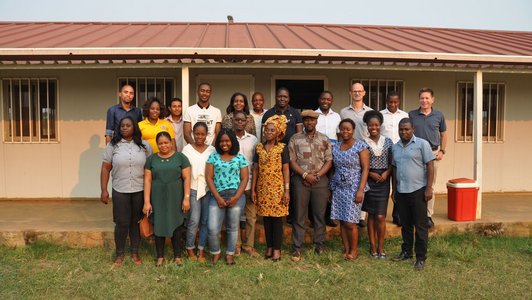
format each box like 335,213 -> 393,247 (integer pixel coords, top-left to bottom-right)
264,114 -> 287,141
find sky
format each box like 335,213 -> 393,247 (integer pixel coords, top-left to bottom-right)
0,0 -> 531,31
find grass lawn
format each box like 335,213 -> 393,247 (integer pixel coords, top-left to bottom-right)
1,233 -> 530,299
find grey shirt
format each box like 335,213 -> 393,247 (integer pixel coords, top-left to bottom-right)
103,139 -> 152,193
392,135 -> 435,193
340,103 -> 373,141
408,108 -> 447,148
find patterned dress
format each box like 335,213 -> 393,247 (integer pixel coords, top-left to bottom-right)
254,143 -> 290,217
330,140 -> 369,223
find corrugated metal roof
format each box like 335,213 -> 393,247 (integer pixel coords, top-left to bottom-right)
0,22 -> 530,67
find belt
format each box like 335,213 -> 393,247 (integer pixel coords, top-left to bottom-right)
431,146 -> 439,151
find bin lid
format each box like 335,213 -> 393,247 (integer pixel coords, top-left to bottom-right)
447,178 -> 479,188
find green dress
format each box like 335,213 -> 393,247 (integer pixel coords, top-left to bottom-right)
145,152 -> 190,237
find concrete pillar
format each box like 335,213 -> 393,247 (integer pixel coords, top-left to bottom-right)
181,66 -> 190,110
473,70 -> 483,219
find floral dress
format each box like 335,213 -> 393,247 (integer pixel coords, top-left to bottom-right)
330,140 -> 369,223
254,143 -> 290,217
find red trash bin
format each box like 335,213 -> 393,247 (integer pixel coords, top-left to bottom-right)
446,178 -> 479,221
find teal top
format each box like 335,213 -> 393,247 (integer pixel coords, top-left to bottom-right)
206,152 -> 249,192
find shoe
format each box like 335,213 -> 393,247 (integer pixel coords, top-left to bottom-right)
291,250 -> 301,262
326,219 -> 338,227
226,255 -> 235,265
242,246 -> 260,258
264,247 -> 273,259
212,254 -> 221,265
314,245 -> 326,255
186,249 -> 198,261
370,252 -> 379,259
174,257 -> 183,266
358,220 -> 367,228
113,255 -> 125,267
155,257 -> 165,267
414,259 -> 425,270
130,253 -> 142,265
378,252 -> 387,259
234,246 -> 241,257
427,217 -> 435,229
272,250 -> 282,262
392,251 -> 413,261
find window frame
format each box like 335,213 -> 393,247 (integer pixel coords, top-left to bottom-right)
117,77 -> 177,108
1,78 -> 60,143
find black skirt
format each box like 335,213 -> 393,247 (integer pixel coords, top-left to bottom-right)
362,169 -> 390,215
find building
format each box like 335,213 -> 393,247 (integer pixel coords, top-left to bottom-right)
0,22 -> 531,214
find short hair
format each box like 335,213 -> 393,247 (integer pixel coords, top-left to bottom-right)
339,118 -> 356,130
398,117 -> 412,127
142,97 -> 165,119
233,111 -> 246,120
193,121 -> 208,132
251,91 -> 264,100
226,92 -> 250,114
276,87 -> 290,96
155,131 -> 172,143
111,116 -> 145,149
320,90 -> 334,99
168,97 -> 182,106
119,84 -> 134,92
214,128 -> 240,155
386,91 -> 401,100
363,110 -> 384,125
350,82 -> 365,91
198,82 -> 212,91
419,87 -> 434,97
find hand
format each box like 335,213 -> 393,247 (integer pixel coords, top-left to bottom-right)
282,190 -> 290,205
216,197 -> 227,208
143,203 -> 152,215
380,170 -> 390,182
369,172 -> 382,183
227,196 -> 240,208
251,191 -> 257,204
435,151 -> 444,161
182,198 -> 190,213
305,174 -> 319,186
355,190 -> 364,204
424,187 -> 433,202
100,190 -> 109,205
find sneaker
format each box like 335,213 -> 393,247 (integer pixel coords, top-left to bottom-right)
291,249 -> 301,262
378,252 -> 387,259
414,259 -> 425,270
392,251 -> 413,261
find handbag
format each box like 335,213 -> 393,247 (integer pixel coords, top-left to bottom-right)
138,212 -> 153,238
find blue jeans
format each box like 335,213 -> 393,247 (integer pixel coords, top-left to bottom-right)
185,189 -> 209,250
208,189 -> 245,255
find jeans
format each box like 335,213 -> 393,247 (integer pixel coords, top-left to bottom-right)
207,189 -> 245,255
185,189 -> 209,250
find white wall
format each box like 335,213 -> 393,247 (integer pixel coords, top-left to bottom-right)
0,66 -> 530,198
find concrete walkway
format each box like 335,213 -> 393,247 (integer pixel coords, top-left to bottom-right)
0,193 -> 530,247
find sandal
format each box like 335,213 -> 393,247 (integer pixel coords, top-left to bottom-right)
130,254 -> 142,265
226,255 -> 235,265
113,255 -> 125,267
174,257 -> 183,266
186,249 -> 198,261
155,257 -> 165,267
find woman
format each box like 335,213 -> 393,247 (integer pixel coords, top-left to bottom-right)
101,116 -> 152,267
221,92 -> 257,136
206,129 -> 249,265
362,111 -> 393,259
138,97 -> 175,153
251,115 -> 290,261
143,132 -> 191,266
182,122 -> 216,263
330,119 -> 370,261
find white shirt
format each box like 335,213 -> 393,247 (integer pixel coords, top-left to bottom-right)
315,108 -> 341,140
250,109 -> 265,140
182,144 -> 216,200
380,108 -> 409,144
237,131 -> 258,191
183,103 -> 222,145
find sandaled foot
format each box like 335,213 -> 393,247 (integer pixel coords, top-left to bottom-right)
212,254 -> 221,264
174,257 -> 183,266
264,248 -> 273,259
113,255 -> 125,267
155,257 -> 165,267
187,249 -> 198,261
226,255 -> 235,265
130,254 -> 142,265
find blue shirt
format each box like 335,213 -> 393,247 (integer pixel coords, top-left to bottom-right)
105,103 -> 143,137
408,108 -> 446,148
207,152 -> 249,192
392,135 -> 435,193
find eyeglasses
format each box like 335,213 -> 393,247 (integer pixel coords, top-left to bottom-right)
351,90 -> 364,94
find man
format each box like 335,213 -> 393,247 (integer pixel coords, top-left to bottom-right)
340,82 -> 373,227
104,84 -> 142,144
166,97 -> 184,152
392,118 -> 435,270
408,87 -> 447,228
380,91 -> 409,226
232,111 -> 259,257
315,90 -> 341,227
262,87 -> 303,144
183,83 -> 222,146
250,92 -> 266,139
289,110 -> 333,261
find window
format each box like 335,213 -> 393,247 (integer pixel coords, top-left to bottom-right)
2,78 -> 58,143
456,82 -> 505,142
118,77 -> 175,108
272,76 -> 328,110
352,79 -> 404,111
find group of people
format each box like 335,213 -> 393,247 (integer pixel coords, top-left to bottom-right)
101,80 -> 446,271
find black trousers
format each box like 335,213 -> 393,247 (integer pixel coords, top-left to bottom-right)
263,216 -> 283,250
155,226 -> 184,258
396,187 -> 429,260
112,190 -> 144,256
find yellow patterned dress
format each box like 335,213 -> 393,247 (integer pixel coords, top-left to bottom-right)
255,142 -> 289,217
